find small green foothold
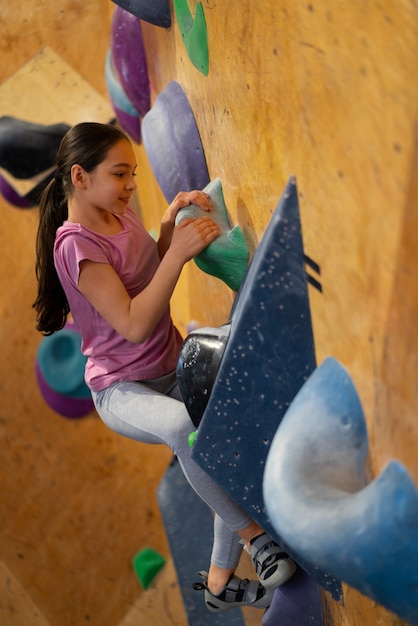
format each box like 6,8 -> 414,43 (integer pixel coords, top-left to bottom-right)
188,430 -> 197,447
132,547 -> 166,589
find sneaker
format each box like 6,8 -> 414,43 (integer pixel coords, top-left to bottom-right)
193,570 -> 274,613
244,532 -> 297,589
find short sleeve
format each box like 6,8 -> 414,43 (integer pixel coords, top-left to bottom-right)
54,230 -> 110,288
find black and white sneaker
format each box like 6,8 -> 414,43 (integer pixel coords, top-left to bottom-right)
193,570 -> 274,613
244,532 -> 297,589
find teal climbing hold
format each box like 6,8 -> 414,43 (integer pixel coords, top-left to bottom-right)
175,178 -> 249,292
132,547 -> 166,589
173,0 -> 209,76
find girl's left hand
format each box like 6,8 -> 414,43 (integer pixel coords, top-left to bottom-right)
163,190 -> 212,224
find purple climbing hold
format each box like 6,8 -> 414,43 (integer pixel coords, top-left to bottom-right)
142,81 -> 209,203
111,6 -> 150,118
0,174 -> 33,208
262,568 -> 323,626
105,50 -> 141,143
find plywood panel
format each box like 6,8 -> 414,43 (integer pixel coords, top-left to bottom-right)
0,7 -> 182,626
0,1 -> 417,625
138,2 -> 418,625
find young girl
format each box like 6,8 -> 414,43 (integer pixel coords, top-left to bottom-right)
33,122 -> 296,613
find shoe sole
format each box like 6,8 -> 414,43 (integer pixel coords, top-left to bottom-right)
259,558 -> 297,589
205,588 -> 274,613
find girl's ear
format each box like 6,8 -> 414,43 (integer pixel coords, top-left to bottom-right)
71,164 -> 87,189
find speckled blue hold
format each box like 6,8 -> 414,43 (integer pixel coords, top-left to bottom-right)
264,356 -> 418,625
191,177 -> 341,600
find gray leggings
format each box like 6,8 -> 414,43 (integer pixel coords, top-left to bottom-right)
92,371 -> 251,569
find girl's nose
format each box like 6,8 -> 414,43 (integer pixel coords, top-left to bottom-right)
126,176 -> 137,191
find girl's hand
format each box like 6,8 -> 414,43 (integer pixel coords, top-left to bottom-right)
163,190 -> 212,224
169,216 -> 220,263
158,190 -> 213,259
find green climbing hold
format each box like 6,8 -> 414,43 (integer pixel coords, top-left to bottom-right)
176,178 -> 249,292
173,0 -> 209,76
188,430 -> 197,447
132,547 -> 166,589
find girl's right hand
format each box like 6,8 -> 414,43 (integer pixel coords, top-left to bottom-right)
169,216 -> 220,263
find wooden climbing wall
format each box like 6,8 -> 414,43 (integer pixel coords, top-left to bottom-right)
137,2 -> 418,626
0,1 -> 417,626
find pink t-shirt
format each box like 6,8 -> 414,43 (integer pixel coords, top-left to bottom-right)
54,206 -> 183,392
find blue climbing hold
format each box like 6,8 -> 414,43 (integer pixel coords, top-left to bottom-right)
264,356 -> 418,625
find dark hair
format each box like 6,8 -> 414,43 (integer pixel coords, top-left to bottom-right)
33,122 -> 128,334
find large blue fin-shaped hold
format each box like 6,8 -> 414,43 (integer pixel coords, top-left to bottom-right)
176,179 -> 249,291
142,81 -> 210,203
111,0 -> 171,28
191,177 -> 341,599
264,356 -> 418,625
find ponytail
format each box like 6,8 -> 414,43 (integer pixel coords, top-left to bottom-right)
33,122 -> 129,335
33,177 -> 70,334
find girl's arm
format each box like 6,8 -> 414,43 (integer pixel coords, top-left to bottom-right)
157,190 -> 212,259
78,215 -> 219,344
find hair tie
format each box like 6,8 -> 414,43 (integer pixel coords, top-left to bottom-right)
53,170 -> 62,183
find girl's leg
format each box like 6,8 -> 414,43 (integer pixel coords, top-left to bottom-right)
93,378 -> 296,596
92,379 -> 253,532
208,514 -> 242,593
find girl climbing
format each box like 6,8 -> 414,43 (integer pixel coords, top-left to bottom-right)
33,121 -> 296,612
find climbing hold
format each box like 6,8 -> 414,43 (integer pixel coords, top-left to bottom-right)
142,80 -> 209,203
175,178 -> 249,291
177,324 -> 231,428
35,322 -> 94,418
105,50 -> 141,143
0,117 -> 69,179
263,567 -> 323,626
111,6 -> 150,118
186,320 -> 202,333
111,0 -> 171,28
189,178 -> 341,600
35,362 -> 94,418
36,326 -> 89,395
263,356 -> 418,626
188,431 -> 197,447
132,547 -> 166,589
173,0 -> 209,76
0,173 -> 33,208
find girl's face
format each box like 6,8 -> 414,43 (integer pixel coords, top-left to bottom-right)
85,139 -> 137,215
